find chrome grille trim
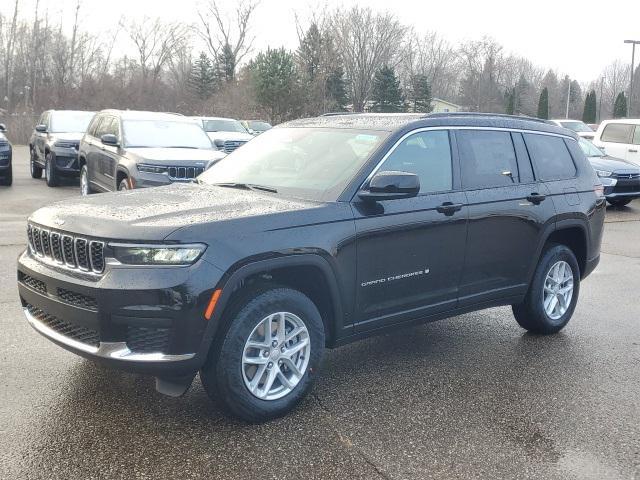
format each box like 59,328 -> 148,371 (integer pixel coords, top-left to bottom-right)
27,223 -> 105,274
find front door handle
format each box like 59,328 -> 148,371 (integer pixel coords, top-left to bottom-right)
436,202 -> 463,216
526,193 -> 546,205
629,149 -> 638,153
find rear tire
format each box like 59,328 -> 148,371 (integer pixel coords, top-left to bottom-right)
45,152 -> 59,187
512,244 -> 580,334
200,285 -> 325,422
30,149 -> 42,179
607,198 -> 632,207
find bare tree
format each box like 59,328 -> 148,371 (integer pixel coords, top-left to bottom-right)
331,6 -> 406,111
197,0 -> 259,81
600,60 -> 630,119
2,0 -> 20,110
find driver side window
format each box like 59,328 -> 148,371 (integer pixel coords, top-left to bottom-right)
378,130 -> 452,194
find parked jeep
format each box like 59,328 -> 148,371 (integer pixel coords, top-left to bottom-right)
0,123 -> 12,186
29,110 -> 95,187
193,116 -> 254,153
78,110 -> 225,194
18,113 -> 605,422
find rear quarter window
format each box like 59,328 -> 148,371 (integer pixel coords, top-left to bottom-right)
523,133 -> 576,181
601,123 -> 634,143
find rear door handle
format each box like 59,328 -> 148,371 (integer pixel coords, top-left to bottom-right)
436,202 -> 463,216
526,193 -> 546,205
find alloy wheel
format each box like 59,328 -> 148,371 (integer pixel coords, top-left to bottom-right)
242,312 -> 310,400
80,168 -> 89,196
543,260 -> 574,320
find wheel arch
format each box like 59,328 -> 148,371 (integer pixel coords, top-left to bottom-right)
541,219 -> 588,278
206,255 -> 344,350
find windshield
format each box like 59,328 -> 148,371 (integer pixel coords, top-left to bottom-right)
50,111 -> 94,133
559,121 -> 593,133
202,119 -> 247,133
123,120 -> 213,149
248,121 -> 272,131
579,137 -> 604,157
198,127 -> 389,201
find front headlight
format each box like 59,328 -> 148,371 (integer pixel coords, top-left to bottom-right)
595,169 -> 612,177
111,244 -> 206,265
138,164 -> 168,174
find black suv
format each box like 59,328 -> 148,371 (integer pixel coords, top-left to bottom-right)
29,110 -> 95,187
0,123 -> 11,186
78,110 -> 225,194
17,113 -> 605,422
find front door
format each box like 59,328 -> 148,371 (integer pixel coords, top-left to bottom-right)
353,129 -> 467,332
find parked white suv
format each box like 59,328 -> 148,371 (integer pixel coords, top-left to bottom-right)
192,116 -> 254,154
592,119 -> 640,165
549,119 -> 595,140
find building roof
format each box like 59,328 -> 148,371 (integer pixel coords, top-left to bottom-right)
432,98 -> 461,108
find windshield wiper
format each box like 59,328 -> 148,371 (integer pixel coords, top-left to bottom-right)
165,146 -> 199,149
211,182 -> 278,193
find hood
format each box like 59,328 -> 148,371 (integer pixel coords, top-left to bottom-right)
127,147 -> 225,165
206,131 -> 253,143
50,132 -> 85,142
28,183 -> 333,241
588,155 -> 640,173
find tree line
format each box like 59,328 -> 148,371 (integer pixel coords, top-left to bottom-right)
1,0 -> 639,142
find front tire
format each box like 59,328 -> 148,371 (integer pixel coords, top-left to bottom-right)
45,152 -> 59,187
512,244 -> 580,334
200,285 -> 325,422
607,197 -> 632,207
30,149 -> 43,179
117,177 -> 129,191
80,164 -> 93,195
0,166 -> 11,186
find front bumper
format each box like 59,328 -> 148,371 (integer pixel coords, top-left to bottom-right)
0,147 -> 11,171
17,248 -> 225,376
603,176 -> 640,200
51,147 -> 80,175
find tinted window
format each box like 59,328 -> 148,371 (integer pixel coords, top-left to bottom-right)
601,123 -> 634,143
524,133 -> 576,181
458,130 -> 518,189
633,126 -> 640,145
94,116 -> 111,138
512,133 -> 535,183
49,111 -> 94,133
104,117 -> 119,138
378,130 -> 452,193
124,120 -> 213,149
201,119 -> 247,133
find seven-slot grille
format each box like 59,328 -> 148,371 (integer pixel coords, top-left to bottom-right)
222,140 -> 247,153
168,166 -> 204,180
27,224 -> 105,273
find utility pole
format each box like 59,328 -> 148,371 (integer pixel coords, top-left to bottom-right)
598,77 -> 604,123
565,78 -> 571,119
624,40 -> 640,115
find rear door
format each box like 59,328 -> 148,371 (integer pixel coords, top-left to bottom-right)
353,129 -> 467,331
456,129 -> 556,306
598,123 -> 634,161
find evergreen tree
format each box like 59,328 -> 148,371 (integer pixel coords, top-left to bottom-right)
505,87 -> 516,115
188,52 -> 217,100
370,66 -> 406,113
250,48 -> 300,122
613,92 -> 628,118
217,43 -> 236,83
537,87 -> 549,119
408,74 -> 433,112
326,65 -> 348,111
582,90 -> 597,124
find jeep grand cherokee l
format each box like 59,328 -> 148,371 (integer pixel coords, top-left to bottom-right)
79,110 -> 226,194
17,113 -> 605,422
29,110 -> 95,187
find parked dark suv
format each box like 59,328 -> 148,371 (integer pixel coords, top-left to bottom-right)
17,113 -> 605,422
0,123 -> 11,186
78,110 -> 225,194
29,110 -> 95,187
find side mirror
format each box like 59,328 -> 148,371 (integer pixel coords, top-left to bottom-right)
35,124 -> 47,133
0,123 -> 6,132
358,171 -> 420,201
101,134 -> 119,146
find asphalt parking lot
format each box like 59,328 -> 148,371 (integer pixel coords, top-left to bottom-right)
1,146 -> 639,479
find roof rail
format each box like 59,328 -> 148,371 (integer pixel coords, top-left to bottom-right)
426,112 -> 552,125
320,112 -> 358,116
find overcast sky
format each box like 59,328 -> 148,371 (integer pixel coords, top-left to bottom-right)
2,0 -> 639,83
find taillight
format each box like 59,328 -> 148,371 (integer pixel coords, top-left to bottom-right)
594,184 -> 605,198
